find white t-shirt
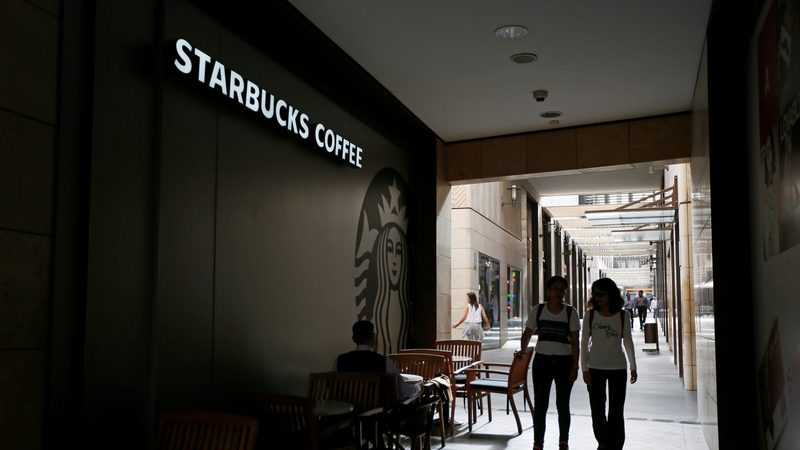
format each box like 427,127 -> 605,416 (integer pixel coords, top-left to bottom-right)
524,303 -> 580,355
580,310 -> 637,371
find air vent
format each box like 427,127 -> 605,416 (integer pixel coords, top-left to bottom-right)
540,111 -> 562,118
510,53 -> 537,64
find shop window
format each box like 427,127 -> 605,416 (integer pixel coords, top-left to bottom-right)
478,253 -> 500,331
507,266 -> 521,331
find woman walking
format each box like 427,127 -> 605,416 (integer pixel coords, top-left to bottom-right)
581,277 -> 637,450
452,292 -> 490,341
519,276 -> 580,450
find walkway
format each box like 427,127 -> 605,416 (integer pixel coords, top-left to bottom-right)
439,321 -> 710,450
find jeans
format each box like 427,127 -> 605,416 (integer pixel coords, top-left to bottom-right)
587,368 -> 628,450
531,354 -> 575,445
636,306 -> 648,328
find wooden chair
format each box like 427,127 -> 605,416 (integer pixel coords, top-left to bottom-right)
154,410 -> 258,450
389,353 -> 447,446
434,340 -> 483,373
464,347 -> 534,435
308,371 -> 398,448
227,393 -> 317,450
389,353 -> 446,380
399,348 -> 457,437
382,396 -> 440,450
434,340 -> 485,422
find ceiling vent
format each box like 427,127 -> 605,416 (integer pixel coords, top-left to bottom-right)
510,53 -> 537,64
540,111 -> 562,118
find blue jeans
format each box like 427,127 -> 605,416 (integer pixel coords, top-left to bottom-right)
531,354 -> 575,445
587,368 -> 628,450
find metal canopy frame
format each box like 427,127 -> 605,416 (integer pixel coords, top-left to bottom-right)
584,179 -> 678,242
611,226 -> 673,242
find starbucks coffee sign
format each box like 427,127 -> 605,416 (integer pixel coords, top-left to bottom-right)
172,38 -> 363,169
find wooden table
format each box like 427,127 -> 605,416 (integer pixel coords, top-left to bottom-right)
313,399 -> 354,417
451,355 -> 473,370
313,399 -> 355,445
400,373 -> 423,384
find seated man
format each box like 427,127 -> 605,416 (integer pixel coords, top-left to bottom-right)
334,320 -> 420,400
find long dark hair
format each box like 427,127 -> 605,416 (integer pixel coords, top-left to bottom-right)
467,292 -> 479,310
592,278 -> 624,313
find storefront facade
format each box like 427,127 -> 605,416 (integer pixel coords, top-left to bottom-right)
34,1 -> 438,447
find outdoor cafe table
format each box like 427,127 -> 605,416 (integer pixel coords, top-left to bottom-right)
400,373 -> 423,385
451,355 -> 472,370
313,399 -> 354,417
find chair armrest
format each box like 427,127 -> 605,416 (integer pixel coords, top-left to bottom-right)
463,368 -> 511,381
358,407 -> 385,417
381,396 -> 440,425
483,361 -> 512,369
453,360 -> 483,375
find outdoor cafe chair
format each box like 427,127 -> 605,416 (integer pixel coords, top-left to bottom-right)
389,353 -> 447,446
381,395 -> 440,450
464,346 -> 534,436
399,348 -> 457,437
434,339 -> 485,421
226,393 -> 318,450
308,371 -> 398,448
154,410 -> 258,450
434,340 -> 482,373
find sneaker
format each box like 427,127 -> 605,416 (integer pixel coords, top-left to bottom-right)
559,440 -> 569,450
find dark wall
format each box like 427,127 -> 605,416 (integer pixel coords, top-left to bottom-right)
79,1 -> 160,448
706,0 -> 763,448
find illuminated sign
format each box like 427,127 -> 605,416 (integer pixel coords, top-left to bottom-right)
172,38 -> 363,169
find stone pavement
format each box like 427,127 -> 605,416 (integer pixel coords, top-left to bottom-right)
430,319 -> 710,450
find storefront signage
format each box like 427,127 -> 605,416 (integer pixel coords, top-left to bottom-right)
172,38 -> 363,169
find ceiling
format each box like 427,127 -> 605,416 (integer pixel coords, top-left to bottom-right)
287,1 -> 711,285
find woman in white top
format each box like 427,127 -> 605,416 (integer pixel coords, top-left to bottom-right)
581,278 -> 637,450
453,292 -> 490,341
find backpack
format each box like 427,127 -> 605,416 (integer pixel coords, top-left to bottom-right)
588,308 -> 626,338
535,303 -> 573,344
536,303 -> 572,325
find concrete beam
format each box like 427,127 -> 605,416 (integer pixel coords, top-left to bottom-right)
445,112 -> 691,184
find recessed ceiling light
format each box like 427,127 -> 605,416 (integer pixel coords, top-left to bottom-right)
494,25 -> 528,40
541,111 -> 562,118
510,53 -> 537,64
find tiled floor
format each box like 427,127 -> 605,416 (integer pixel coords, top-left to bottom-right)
428,322 -> 711,450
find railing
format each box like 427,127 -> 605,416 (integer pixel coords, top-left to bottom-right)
579,183 -> 677,210
579,192 -> 654,205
